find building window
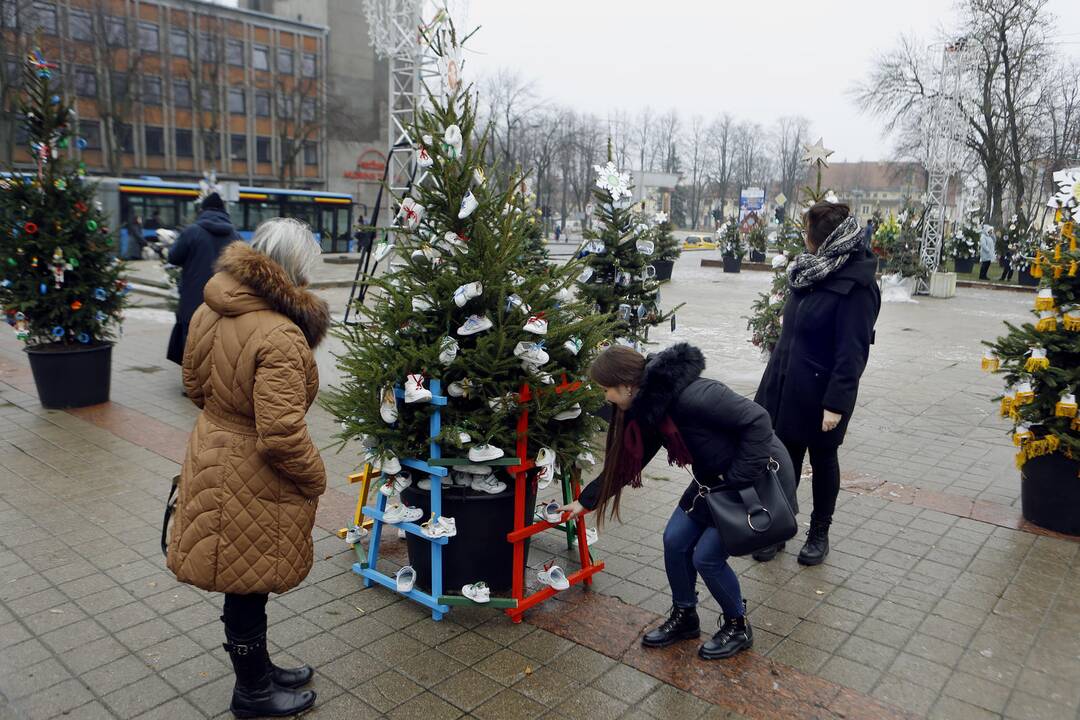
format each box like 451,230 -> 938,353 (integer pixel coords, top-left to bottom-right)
138,22 -> 159,52
202,132 -> 221,161
254,91 -> 270,117
277,93 -> 293,118
198,85 -> 215,111
79,120 -> 100,150
256,136 -> 270,163
253,45 -> 269,71
303,141 -> 317,166
276,48 -> 293,74
301,52 -> 316,78
105,16 -> 126,46
173,80 -> 191,108
33,2 -> 57,35
175,129 -> 193,157
198,32 -> 216,62
69,8 -> 92,41
145,126 -> 164,156
74,66 -> 96,97
2,1 -> 17,28
228,88 -> 245,114
226,39 -> 244,66
115,123 -> 133,153
300,97 -> 316,123
230,134 -> 246,161
142,76 -> 162,105
109,71 -> 128,103
169,28 -> 188,57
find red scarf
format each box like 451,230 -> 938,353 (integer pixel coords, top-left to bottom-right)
616,415 -> 694,489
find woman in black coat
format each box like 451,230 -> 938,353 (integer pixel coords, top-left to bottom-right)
754,202 -> 880,566
560,343 -> 796,660
166,193 -> 240,366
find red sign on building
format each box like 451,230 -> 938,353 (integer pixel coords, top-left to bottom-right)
344,147 -> 387,183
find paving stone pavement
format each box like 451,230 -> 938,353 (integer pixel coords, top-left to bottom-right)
1,252 -> 1078,719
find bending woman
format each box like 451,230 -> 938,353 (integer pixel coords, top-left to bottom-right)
560,343 -> 795,660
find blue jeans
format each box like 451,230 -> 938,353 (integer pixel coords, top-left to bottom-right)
662,508 -> 744,618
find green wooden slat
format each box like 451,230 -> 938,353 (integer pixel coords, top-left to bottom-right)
438,594 -> 518,608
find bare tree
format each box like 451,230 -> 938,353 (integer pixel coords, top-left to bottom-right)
707,113 -> 735,217
684,115 -> 708,229
653,108 -> 680,174
480,68 -> 538,176
634,106 -> 653,172
0,0 -> 37,164
774,116 -> 810,211
733,121 -> 767,197
609,108 -> 632,170
66,0 -> 145,175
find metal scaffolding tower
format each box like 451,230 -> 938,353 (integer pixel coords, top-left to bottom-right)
918,39 -> 970,293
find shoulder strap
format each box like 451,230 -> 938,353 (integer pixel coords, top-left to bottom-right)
160,475 -> 180,557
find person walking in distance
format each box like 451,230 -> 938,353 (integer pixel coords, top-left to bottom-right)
978,224 -> 996,280
753,202 -> 880,566
559,344 -> 796,660
167,219 -> 329,718
166,192 -> 240,368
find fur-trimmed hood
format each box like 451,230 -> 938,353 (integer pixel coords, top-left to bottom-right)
204,242 -> 331,348
630,343 -> 706,425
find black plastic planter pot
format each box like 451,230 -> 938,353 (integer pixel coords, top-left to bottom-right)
722,255 -> 742,273
651,259 -> 674,282
401,477 -> 538,593
1021,453 -> 1080,536
749,250 -> 766,263
25,342 -> 113,409
954,258 -> 975,274
1017,268 -> 1038,286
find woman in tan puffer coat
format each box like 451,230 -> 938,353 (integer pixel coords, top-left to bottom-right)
166,218 -> 329,719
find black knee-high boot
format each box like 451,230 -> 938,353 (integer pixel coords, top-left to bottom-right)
220,615 -> 313,689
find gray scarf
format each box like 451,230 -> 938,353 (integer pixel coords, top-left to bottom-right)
788,216 -> 864,289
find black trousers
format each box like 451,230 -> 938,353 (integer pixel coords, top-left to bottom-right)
222,593 -> 269,639
999,258 -> 1014,281
781,439 -> 840,523
978,261 -> 992,279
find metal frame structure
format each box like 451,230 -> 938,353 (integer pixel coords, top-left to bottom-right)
918,39 -> 971,293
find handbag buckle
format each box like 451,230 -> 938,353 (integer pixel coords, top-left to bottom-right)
747,507 -> 772,532
768,458 -> 780,473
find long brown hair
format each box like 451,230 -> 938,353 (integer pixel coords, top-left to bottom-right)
588,346 -> 646,523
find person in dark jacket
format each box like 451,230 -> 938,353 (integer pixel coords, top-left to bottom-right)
559,343 -> 796,661
753,202 -> 881,566
166,193 -> 240,366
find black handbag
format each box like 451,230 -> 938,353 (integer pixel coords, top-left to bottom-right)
699,458 -> 798,556
160,474 -> 180,557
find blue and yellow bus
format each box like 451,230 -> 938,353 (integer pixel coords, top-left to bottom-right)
93,177 -> 356,254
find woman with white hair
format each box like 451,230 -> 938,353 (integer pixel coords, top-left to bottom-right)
167,218 -> 329,718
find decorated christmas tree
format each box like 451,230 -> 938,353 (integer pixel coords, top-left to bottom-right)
576,152 -> 677,348
323,27 -> 611,481
880,199 -> 928,280
983,169 -> 1080,480
652,210 -> 681,263
744,137 -> 834,355
717,217 -> 745,260
1,50 -> 126,347
871,212 -> 899,265
944,209 -> 979,267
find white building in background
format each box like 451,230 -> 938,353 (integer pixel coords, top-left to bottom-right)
632,170 -> 679,215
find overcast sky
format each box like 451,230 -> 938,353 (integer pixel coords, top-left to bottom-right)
451,0 -> 1080,164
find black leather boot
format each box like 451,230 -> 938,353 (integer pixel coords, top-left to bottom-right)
641,606 -> 700,647
797,517 -> 831,566
223,632 -> 316,718
699,612 -> 753,660
751,542 -> 785,562
220,614 -> 313,689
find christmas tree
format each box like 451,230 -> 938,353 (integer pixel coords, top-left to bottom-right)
983,169 -> 1080,469
717,216 -> 744,260
944,209 -> 979,267
0,50 -> 126,347
323,27 -> 612,477
880,199 -> 927,280
652,210 -> 681,263
576,153 -> 677,348
744,137 -> 834,355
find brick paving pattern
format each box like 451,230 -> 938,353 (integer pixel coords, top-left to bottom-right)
1,253 -> 1078,719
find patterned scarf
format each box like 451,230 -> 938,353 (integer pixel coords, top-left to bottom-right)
615,415 -> 694,490
788,216 -> 864,290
